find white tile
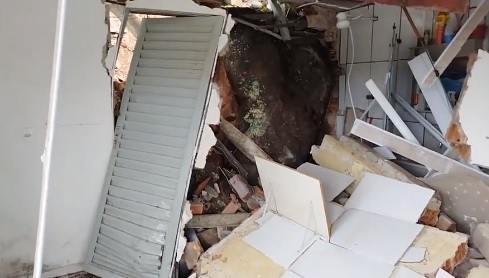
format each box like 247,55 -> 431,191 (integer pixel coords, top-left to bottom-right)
399,8 -> 426,60
255,157 -> 330,238
326,202 -> 346,224
399,247 -> 426,263
345,173 -> 434,223
330,209 -> 423,265
342,63 -> 371,110
290,238 -> 395,278
281,271 -> 303,278
340,6 -> 374,64
244,213 -> 317,268
392,266 -> 425,278
435,269 -> 455,278
297,163 -> 355,202
372,5 -> 401,61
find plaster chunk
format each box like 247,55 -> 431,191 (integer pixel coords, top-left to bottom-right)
401,226 -> 468,277
311,135 -> 441,226
467,265 -> 489,278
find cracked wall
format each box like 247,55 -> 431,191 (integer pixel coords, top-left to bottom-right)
0,1 -> 113,276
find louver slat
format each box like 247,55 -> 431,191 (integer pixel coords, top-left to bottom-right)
125,112 -> 192,128
135,67 -> 202,80
87,15 -> 224,278
138,58 -> 205,70
142,41 -> 209,52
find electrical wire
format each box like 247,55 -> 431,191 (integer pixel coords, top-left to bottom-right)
347,25 -> 357,119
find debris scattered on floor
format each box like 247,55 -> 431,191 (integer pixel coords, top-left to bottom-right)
176,4 -> 489,278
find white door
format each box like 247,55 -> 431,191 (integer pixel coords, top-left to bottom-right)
85,15 -> 224,278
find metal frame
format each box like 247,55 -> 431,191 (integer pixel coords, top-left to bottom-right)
392,94 -> 449,148
85,12 -> 225,278
350,120 -> 489,183
408,52 -> 453,136
366,79 -> 419,144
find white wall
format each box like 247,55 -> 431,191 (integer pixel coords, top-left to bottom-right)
338,5 -> 448,153
0,1 -> 113,276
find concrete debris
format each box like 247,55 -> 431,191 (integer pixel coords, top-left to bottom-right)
311,135 -> 441,227
436,213 -> 457,232
471,223 -> 489,262
229,174 -> 252,201
400,226 -> 468,276
467,266 -> 489,278
182,241 -> 204,270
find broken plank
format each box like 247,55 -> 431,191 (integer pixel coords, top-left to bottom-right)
350,119 -> 489,183
409,53 -> 453,135
186,213 -> 251,229
219,118 -> 272,162
366,79 -> 419,144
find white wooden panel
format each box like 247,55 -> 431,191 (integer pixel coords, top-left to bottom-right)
125,112 -> 192,128
142,41 -> 209,52
121,130 -> 188,147
94,244 -> 160,273
123,121 -> 189,137
138,58 -> 205,70
117,149 -> 182,168
108,186 -> 174,209
372,5 -> 401,62
136,67 -> 202,80
131,85 -> 198,99
145,16 -> 218,26
92,254 -> 158,278
99,224 -> 162,255
130,93 -> 195,108
104,205 -> 169,231
140,50 -> 206,61
134,76 -> 200,89
115,157 -> 180,178
88,15 -> 224,278
145,32 -> 212,42
97,235 -> 161,266
113,167 -> 178,189
119,139 -> 185,158
107,196 -> 172,221
102,214 -> 166,244
127,103 -> 194,118
111,175 -> 177,200
367,61 -> 389,119
145,25 -> 214,33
